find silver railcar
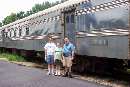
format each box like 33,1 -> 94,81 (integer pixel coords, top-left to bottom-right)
0,0 -> 129,74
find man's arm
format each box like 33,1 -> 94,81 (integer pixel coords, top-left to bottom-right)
71,44 -> 75,60
45,49 -> 47,56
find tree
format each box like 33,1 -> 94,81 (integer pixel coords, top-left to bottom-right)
16,11 -> 25,20
44,1 -> 51,9
52,1 -> 60,6
2,13 -> 17,25
61,0 -> 68,3
32,4 -> 43,13
31,2 -> 52,14
25,10 -> 33,17
2,0 -> 65,25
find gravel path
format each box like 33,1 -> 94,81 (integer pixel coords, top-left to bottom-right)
0,61 -> 108,87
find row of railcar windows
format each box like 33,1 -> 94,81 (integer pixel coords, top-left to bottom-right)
1,27 -> 29,38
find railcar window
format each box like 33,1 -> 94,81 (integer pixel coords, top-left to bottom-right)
2,30 -> 4,37
10,28 -> 14,37
0,30 -> 1,34
71,14 -> 74,23
26,27 -> 29,35
19,29 -> 22,37
55,17 -> 57,20
9,30 -> 11,37
5,32 -> 7,38
14,30 -> 16,37
0,31 -> 1,37
66,16 -> 69,23
76,13 -> 98,32
76,15 -> 86,32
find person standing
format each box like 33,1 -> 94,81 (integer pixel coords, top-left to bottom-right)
54,43 -> 63,76
44,37 -> 56,75
62,37 -> 75,78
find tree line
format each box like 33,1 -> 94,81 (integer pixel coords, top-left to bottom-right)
0,0 -> 68,27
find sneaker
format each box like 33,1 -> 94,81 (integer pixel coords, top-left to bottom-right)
68,74 -> 73,78
51,72 -> 55,76
55,72 -> 58,76
58,72 -> 61,76
47,72 -> 51,75
62,73 -> 68,77
68,73 -> 73,78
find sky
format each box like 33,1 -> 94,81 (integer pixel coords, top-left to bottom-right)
0,0 -> 59,22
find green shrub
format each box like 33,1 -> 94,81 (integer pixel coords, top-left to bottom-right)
0,53 -> 26,62
127,69 -> 130,74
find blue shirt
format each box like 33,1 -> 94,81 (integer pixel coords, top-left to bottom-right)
63,43 -> 75,57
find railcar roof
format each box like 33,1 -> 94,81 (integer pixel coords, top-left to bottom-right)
0,0 -> 88,29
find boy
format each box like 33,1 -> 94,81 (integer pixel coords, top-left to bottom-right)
44,37 -> 56,75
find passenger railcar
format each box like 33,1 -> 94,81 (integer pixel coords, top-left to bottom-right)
0,0 -> 129,74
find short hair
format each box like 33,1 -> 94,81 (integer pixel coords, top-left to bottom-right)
48,36 -> 53,41
64,37 -> 69,40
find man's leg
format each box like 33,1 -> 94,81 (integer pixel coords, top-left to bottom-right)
68,66 -> 72,78
61,58 -> 65,76
62,58 -> 68,77
63,58 -> 69,77
67,58 -> 73,78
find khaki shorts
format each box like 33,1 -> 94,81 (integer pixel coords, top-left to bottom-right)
62,57 -> 72,67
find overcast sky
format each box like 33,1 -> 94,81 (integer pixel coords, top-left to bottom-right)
0,0 -> 59,22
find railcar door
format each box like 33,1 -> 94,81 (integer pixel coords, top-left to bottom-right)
64,10 -> 76,45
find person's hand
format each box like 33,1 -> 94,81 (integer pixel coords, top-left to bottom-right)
61,59 -> 63,63
45,55 -> 47,61
71,56 -> 74,60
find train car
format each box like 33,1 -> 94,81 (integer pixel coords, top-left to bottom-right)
0,0 -> 129,74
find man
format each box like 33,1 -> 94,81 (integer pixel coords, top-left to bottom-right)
44,37 -> 56,75
62,37 -> 75,78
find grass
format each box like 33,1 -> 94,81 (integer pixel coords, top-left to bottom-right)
127,69 -> 130,74
0,53 -> 26,62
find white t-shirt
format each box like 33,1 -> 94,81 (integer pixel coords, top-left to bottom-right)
44,42 -> 56,55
